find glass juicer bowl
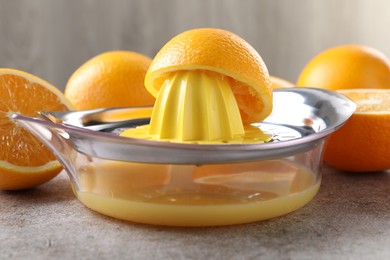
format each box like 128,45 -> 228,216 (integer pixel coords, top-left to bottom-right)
13,88 -> 355,226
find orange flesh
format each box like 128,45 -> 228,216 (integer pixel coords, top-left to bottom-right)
0,74 -> 69,167
340,90 -> 390,113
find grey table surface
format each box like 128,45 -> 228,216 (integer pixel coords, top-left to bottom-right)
1,165 -> 389,260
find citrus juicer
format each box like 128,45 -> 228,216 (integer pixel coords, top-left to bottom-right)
12,88 -> 355,226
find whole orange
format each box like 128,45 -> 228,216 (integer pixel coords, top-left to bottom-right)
65,51 -> 155,110
324,89 -> 390,172
296,45 -> 390,90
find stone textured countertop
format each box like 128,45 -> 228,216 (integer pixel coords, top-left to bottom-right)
1,165 -> 389,259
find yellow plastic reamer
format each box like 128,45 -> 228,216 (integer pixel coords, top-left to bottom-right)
120,71 -> 272,144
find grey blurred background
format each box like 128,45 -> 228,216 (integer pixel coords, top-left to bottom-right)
1,0 -> 389,91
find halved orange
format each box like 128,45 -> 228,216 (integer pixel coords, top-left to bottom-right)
145,28 -> 272,124
0,68 -> 73,190
324,89 -> 390,172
